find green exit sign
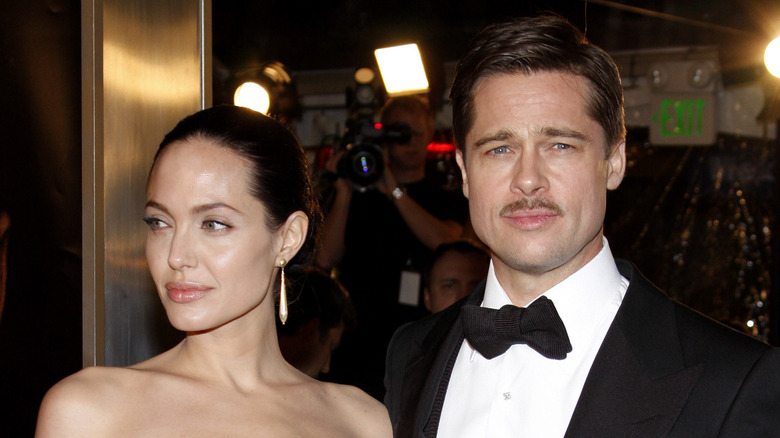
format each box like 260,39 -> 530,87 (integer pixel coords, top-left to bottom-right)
650,93 -> 716,145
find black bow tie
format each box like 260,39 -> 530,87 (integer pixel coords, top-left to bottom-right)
461,296 -> 572,360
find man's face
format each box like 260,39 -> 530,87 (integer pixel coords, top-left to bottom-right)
456,72 -> 625,290
425,251 -> 490,313
385,109 -> 432,173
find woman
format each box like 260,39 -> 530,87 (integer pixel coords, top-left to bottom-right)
36,106 -> 391,437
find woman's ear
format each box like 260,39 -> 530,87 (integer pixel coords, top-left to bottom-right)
278,211 -> 308,263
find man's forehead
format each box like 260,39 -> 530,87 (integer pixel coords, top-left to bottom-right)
463,73 -> 615,154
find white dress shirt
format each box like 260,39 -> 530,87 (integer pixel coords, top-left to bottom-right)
437,238 -> 628,438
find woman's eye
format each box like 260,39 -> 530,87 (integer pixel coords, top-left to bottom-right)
203,220 -> 230,231
143,217 -> 167,230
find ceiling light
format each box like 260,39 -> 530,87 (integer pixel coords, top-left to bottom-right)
374,43 -> 429,96
234,81 -> 270,114
765,36 -> 780,78
231,62 -> 300,118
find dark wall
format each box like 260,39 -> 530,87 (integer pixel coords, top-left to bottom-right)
0,1 -> 83,436
606,129 -> 777,344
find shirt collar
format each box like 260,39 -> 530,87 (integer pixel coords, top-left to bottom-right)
479,237 -> 627,370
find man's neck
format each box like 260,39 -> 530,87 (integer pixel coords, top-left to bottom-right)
493,265 -> 561,307
492,236 -> 605,307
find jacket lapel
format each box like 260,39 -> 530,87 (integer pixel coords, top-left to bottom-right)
396,284 -> 486,438
565,260 -> 704,437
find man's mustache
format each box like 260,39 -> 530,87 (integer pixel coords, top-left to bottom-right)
499,198 -> 563,217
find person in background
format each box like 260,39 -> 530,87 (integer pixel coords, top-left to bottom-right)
277,266 -> 356,379
423,240 -> 489,314
317,95 -> 468,398
36,106 -> 391,437
0,211 -> 9,322
384,15 -> 780,437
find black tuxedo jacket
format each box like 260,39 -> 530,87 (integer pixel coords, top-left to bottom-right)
384,260 -> 780,437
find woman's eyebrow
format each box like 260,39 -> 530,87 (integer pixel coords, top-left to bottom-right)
191,202 -> 244,216
144,201 -> 244,216
144,200 -> 169,215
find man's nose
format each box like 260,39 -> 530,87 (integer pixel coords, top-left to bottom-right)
511,150 -> 549,196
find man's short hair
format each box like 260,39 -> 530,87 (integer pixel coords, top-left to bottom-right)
379,94 -> 434,132
424,240 -> 490,288
449,14 -> 626,155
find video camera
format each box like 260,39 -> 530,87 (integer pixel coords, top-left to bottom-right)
337,116 -> 411,189
335,68 -> 411,189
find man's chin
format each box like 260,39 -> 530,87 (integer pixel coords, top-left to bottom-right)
493,245 -> 567,275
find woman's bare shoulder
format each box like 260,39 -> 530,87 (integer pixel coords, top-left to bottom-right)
318,382 -> 392,437
35,366 -> 148,437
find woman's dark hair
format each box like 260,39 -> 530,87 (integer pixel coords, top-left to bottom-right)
152,105 -> 322,281
450,14 -> 626,157
276,266 -> 356,338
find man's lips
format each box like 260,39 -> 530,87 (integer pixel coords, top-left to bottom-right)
165,282 -> 213,304
499,198 -> 562,229
502,210 -> 558,228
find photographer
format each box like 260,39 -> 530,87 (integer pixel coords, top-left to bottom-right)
316,95 -> 468,399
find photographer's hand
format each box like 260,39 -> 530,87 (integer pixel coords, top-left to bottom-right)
380,161 -> 462,250
374,160 -> 398,198
324,149 -> 354,196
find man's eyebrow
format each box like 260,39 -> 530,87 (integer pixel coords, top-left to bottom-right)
474,130 -> 513,148
472,127 -> 591,148
541,127 -> 591,142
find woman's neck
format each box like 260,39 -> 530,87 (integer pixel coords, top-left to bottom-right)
171,305 -> 297,390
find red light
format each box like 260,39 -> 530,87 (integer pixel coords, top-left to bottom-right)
427,142 -> 455,153
374,122 -> 383,130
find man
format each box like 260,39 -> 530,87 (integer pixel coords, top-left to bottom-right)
277,267 -> 356,378
318,95 -> 468,398
384,15 -> 780,437
423,240 -> 489,314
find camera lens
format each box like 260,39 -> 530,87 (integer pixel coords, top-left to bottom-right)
353,151 -> 377,176
338,142 -> 384,188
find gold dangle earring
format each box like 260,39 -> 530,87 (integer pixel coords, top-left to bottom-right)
279,259 -> 288,325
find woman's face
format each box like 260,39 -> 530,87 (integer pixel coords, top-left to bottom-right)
144,137 -> 282,333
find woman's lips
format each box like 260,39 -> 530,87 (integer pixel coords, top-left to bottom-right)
165,282 -> 212,303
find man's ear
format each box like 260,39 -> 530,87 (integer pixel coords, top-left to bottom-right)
278,211 -> 308,263
423,288 -> 432,312
606,140 -> 626,190
455,150 -> 469,199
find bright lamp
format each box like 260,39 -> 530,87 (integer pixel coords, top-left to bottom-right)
374,43 -> 429,96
